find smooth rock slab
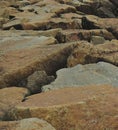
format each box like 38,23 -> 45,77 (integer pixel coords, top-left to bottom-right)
0,118 -> 56,130
42,62 -> 118,91
8,85 -> 118,130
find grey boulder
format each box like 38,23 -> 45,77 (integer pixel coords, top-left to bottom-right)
42,62 -> 118,91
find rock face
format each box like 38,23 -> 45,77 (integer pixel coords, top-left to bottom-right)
67,40 -> 118,67
0,118 -> 56,130
42,62 -> 118,91
8,85 -> 118,130
0,0 -> 118,129
0,87 -> 29,120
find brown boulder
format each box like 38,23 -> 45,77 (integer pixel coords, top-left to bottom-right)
26,70 -> 55,94
82,15 -> 118,39
110,0 -> 118,6
0,87 -> 28,120
0,36 -> 77,88
8,85 -> 118,130
67,40 -> 118,67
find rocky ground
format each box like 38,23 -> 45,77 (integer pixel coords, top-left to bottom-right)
0,0 -> 118,130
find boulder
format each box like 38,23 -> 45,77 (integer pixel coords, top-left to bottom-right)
8,85 -> 118,130
26,71 -> 55,94
0,36 -> 77,88
67,40 -> 118,66
60,29 -> 115,43
0,87 -> 29,120
0,118 -> 56,130
42,62 -> 118,91
90,36 -> 105,45
82,15 -> 118,39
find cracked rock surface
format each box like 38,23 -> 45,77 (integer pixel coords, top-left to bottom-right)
0,0 -> 118,130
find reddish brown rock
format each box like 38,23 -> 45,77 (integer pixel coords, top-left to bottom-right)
82,15 -> 118,38
0,37 -> 77,88
0,87 -> 28,120
8,85 -> 118,130
60,29 -> 115,43
67,40 -> 118,67
0,118 -> 56,130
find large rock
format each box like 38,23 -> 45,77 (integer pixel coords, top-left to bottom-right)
2,1 -> 77,30
60,29 -> 115,43
3,15 -> 82,30
8,85 -> 118,130
42,62 -> 118,91
67,40 -> 118,67
0,36 -> 77,88
0,87 -> 29,120
82,15 -> 118,38
0,118 -> 56,130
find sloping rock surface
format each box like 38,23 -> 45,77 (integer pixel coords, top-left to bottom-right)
8,85 -> 118,130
